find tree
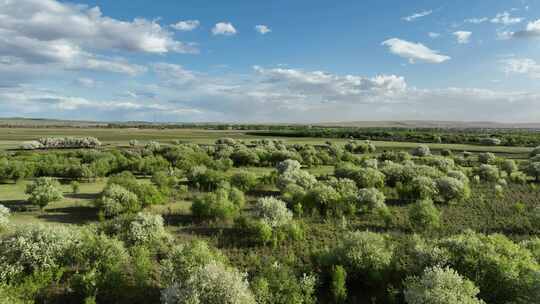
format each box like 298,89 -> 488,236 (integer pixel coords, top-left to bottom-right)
478,152 -> 496,164
71,181 -> 80,194
231,170 -> 259,192
400,176 -> 438,201
98,184 -> 140,217
25,177 -> 64,210
330,265 -> 347,303
357,188 -> 386,212
530,146 -> 540,158
526,162 -> 540,182
336,231 -> 394,281
404,266 -> 484,304
436,177 -> 470,203
191,186 -> 245,222
161,261 -> 256,304
253,197 -> 293,228
351,168 -> 385,189
409,199 -> 441,232
500,159 -> 518,175
412,145 -> 431,157
0,204 -> 9,230
475,164 -> 500,182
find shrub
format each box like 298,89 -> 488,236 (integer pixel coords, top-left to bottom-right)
191,186 -> 245,222
161,261 -> 255,304
409,199 -> 441,232
500,159 -> 518,175
71,181 -> 80,194
509,171 -> 528,184
475,164 -> 500,182
530,146 -> 540,158
276,166 -> 317,190
230,171 -> 259,192
436,177 -> 470,203
98,184 -> 140,217
526,162 -> 540,181
351,168 -> 385,189
399,176 -> 438,201
478,152 -> 496,164
357,188 -> 386,212
25,177 -> 64,210
253,197 -> 293,228
302,183 -> 341,216
438,230 -> 540,303
0,204 -> 10,230
412,145 -> 431,157
330,265 -> 347,303
336,231 -> 394,281
104,212 -> 168,247
0,224 -> 78,283
404,266 -> 484,304
108,171 -> 165,206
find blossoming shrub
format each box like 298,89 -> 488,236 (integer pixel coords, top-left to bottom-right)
404,266 -> 484,304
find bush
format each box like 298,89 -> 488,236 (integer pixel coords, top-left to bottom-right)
98,184 -> 140,217
439,230 -> 540,303
352,168 -> 385,188
25,177 -> 64,210
230,171 -> 259,192
0,204 -> 10,230
500,159 -> 518,175
399,176 -> 438,201
161,261 -> 255,304
276,165 -> 317,190
530,146 -> 540,158
404,266 -> 484,304
409,199 -> 441,232
191,186 -> 245,222
478,152 -> 496,164
330,265 -> 347,303
71,181 -> 80,194
0,224 -> 78,283
475,164 -> 500,182
357,188 -> 386,212
336,231 -> 394,281
103,212 -> 168,247
526,162 -> 540,181
436,177 -> 470,203
412,145 -> 431,157
253,197 -> 293,228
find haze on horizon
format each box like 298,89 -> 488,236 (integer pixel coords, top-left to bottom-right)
1,0 -> 540,123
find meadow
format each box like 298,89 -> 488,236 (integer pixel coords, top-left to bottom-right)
1,126 -> 540,304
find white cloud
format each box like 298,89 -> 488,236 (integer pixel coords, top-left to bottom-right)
382,38 -> 450,64
255,25 -> 271,34
509,19 -> 540,38
491,12 -> 523,25
428,32 -> 440,38
171,20 -> 200,31
75,77 -> 98,88
453,31 -> 472,44
0,0 -> 198,55
212,22 -> 237,36
502,58 -> 540,79
465,17 -> 488,24
402,10 -> 432,22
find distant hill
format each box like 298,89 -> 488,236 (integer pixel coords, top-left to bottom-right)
0,117 -> 539,130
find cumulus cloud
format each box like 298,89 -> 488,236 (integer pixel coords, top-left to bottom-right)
508,19 -> 540,38
402,10 -> 432,22
255,25 -> 271,34
171,20 -> 200,31
212,22 -> 237,36
0,0 -> 198,55
453,31 -> 472,44
502,58 -> 540,79
382,38 -> 450,64
491,12 -> 523,25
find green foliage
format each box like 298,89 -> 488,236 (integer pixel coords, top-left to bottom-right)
404,266 -> 485,304
25,177 -> 63,209
330,265 -> 347,303
357,187 -> 387,212
411,145 -> 431,157
71,180 -> 80,194
98,184 -> 141,217
230,170 -> 259,192
399,176 -> 438,201
253,197 -> 293,228
409,199 -> 441,232
191,186 -> 245,222
435,176 -> 470,203
0,204 -> 10,231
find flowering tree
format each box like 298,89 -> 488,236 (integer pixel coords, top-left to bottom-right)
404,266 -> 484,304
0,204 -> 10,230
412,145 -> 431,157
253,197 -> 293,228
357,188 -> 386,211
25,177 -> 64,210
409,199 -> 441,232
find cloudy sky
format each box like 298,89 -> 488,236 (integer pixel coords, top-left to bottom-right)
1,0 -> 540,123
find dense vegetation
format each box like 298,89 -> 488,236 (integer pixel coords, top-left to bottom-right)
1,134 -> 540,304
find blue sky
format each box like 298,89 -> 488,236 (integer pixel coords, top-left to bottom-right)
1,0 -> 540,122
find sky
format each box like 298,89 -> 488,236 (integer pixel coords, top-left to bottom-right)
1,0 -> 540,123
